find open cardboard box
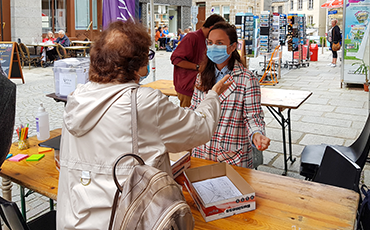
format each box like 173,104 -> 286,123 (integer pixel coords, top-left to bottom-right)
184,162 -> 255,222
169,151 -> 191,178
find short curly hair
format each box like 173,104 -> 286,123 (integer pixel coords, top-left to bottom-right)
89,20 -> 151,84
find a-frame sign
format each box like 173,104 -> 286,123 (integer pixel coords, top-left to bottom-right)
0,42 -> 24,83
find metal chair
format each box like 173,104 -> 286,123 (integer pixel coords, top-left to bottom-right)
313,146 -> 361,192
55,43 -> 70,59
300,114 -> 370,180
18,43 -> 40,69
0,196 -> 56,230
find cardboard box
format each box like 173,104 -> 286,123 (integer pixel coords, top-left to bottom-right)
169,151 -> 191,178
184,162 -> 255,222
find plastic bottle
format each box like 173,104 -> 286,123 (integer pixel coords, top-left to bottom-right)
36,103 -> 50,140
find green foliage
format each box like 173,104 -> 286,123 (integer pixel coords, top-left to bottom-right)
352,60 -> 370,83
320,37 -> 326,47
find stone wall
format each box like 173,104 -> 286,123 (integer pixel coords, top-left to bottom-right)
11,0 -> 42,43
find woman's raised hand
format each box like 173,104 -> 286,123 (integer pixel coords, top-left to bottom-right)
211,74 -> 233,95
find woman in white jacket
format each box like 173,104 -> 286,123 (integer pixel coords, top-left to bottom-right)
57,20 -> 232,230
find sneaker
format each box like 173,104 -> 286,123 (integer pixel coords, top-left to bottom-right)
327,63 -> 334,66
331,63 -> 336,67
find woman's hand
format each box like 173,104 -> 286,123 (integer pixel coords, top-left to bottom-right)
252,132 -> 271,151
211,74 -> 233,95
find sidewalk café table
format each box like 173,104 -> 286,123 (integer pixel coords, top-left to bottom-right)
71,40 -> 93,45
0,129 -> 359,229
141,80 -> 313,175
26,42 -> 57,55
65,45 -> 90,57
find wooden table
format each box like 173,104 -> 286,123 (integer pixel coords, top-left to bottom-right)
141,79 -> 177,96
141,80 -> 313,175
0,129 -> 358,229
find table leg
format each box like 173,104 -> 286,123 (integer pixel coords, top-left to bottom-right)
20,186 -> 26,220
266,106 -> 296,176
279,108 -> 288,176
287,109 -> 296,164
2,178 -> 12,201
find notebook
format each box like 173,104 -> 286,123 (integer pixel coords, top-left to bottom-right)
38,135 -> 61,150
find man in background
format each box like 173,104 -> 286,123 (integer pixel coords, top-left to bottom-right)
171,14 -> 225,107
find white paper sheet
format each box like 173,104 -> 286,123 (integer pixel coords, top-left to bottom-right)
193,176 -> 242,205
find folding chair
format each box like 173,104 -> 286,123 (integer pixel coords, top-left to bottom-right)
0,196 -> 56,230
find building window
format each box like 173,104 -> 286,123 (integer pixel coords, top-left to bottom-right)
298,0 -> 303,10
271,6 -> 275,12
42,0 -> 67,33
308,15 -> 313,26
222,6 -> 230,22
308,0 -> 313,9
278,6 -> 283,13
248,7 -> 253,13
75,0 -> 98,30
290,0 -> 294,10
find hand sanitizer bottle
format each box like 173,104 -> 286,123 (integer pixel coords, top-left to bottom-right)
36,103 -> 50,140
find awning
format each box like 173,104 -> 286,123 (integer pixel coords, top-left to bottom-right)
321,0 -> 343,8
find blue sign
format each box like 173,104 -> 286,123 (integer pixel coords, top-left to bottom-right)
328,10 -> 338,14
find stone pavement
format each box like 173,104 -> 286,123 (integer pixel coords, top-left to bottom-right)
6,46 -> 370,221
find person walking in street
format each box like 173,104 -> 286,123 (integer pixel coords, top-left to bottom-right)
189,21 -> 270,168
328,19 -> 341,67
171,14 -> 225,107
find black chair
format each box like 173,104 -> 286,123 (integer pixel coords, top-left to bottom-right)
300,114 -> 370,180
313,146 -> 361,192
0,196 -> 56,230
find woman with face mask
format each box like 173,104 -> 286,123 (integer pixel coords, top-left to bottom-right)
57,20 -> 232,230
189,22 -> 270,168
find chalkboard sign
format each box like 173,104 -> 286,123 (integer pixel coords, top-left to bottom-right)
0,42 -> 24,83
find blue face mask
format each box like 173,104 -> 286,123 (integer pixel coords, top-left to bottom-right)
139,64 -> 150,83
206,45 -> 230,64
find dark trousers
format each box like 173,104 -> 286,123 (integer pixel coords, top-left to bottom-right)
158,38 -> 166,47
46,49 -> 58,62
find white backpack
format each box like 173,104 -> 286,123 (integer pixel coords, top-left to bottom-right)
108,88 -> 194,230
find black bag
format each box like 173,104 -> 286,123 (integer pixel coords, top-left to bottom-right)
357,185 -> 370,230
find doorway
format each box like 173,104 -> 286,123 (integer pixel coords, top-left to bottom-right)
0,0 -> 11,41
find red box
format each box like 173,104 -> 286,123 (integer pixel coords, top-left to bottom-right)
184,162 -> 255,222
169,151 -> 191,178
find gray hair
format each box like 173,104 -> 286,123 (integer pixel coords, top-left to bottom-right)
58,30 -> 65,35
47,31 -> 54,36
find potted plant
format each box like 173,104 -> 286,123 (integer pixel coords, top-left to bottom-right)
352,60 -> 370,91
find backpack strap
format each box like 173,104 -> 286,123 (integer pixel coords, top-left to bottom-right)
131,88 -> 139,155
109,87 -> 144,230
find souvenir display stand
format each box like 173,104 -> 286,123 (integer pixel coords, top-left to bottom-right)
285,14 -> 309,69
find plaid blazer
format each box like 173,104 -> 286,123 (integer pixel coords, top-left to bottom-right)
189,61 -> 265,168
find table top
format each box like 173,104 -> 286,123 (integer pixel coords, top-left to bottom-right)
261,87 -> 312,110
71,41 -> 93,45
141,80 -> 312,110
26,42 -> 57,47
0,129 -> 358,229
0,129 -> 61,200
141,80 -> 177,97
176,158 -> 358,230
65,46 -> 90,50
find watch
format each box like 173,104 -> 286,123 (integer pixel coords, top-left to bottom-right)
196,64 -> 200,71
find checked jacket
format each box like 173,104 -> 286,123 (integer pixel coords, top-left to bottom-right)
189,61 -> 265,168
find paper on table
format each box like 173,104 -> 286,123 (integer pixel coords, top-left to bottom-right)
193,176 -> 242,205
170,160 -> 175,166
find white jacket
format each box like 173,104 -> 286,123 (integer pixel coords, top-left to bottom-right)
57,81 -> 221,230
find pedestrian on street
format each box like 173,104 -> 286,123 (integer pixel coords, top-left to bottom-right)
189,21 -> 270,168
171,14 -> 225,107
328,19 -> 341,67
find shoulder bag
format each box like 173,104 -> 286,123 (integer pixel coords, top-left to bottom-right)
108,88 -> 194,230
332,42 -> 341,52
